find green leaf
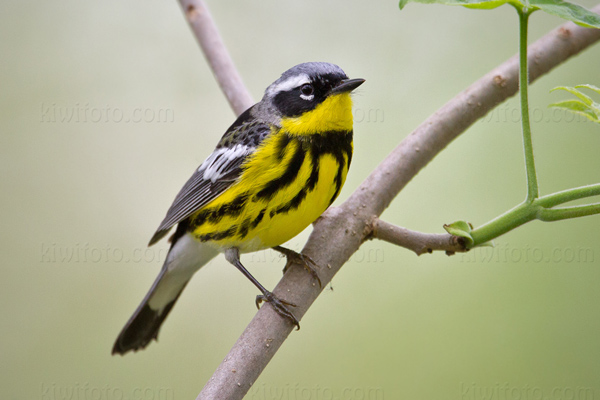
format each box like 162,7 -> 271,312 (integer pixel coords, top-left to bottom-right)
530,0 -> 600,28
549,100 -> 600,122
575,84 -> 600,96
398,0 -> 600,29
398,0 -> 508,10
550,86 -> 593,105
463,0 -> 513,9
443,221 -> 475,247
550,84 -> 600,123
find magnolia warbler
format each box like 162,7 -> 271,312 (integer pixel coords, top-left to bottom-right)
112,62 -> 364,355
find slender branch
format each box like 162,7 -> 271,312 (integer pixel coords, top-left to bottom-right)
371,218 -> 466,255
178,0 -> 254,115
350,176 -> 600,256
198,10 -> 600,399
517,8 -> 540,202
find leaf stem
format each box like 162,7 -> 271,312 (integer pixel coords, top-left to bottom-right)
517,7 -> 539,202
469,184 -> 600,246
536,183 -> 600,207
538,203 -> 600,221
469,202 -> 537,246
467,8 -> 600,247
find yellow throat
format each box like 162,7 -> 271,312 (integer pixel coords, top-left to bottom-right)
280,93 -> 354,135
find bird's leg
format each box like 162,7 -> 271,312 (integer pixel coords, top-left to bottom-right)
272,246 -> 322,288
224,248 -> 299,329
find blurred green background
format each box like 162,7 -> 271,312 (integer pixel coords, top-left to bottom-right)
2,0 -> 600,399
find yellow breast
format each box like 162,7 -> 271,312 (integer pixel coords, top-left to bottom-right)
252,151 -> 348,250
188,92 -> 354,252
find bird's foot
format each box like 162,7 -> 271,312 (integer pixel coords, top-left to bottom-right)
273,246 -> 322,288
256,291 -> 300,330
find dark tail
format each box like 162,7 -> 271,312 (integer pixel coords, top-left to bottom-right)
112,234 -> 218,355
112,268 -> 187,355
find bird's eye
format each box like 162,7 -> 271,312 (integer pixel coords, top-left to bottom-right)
300,84 -> 314,96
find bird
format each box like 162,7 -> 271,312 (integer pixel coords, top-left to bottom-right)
112,62 -> 364,355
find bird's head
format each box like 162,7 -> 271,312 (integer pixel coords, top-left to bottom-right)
257,62 -> 365,135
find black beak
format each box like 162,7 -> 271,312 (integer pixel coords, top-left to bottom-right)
329,78 -> 365,95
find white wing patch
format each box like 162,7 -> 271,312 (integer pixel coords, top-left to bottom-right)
267,73 -> 311,96
198,144 -> 252,183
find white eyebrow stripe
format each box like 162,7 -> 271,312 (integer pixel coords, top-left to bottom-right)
267,73 -> 311,96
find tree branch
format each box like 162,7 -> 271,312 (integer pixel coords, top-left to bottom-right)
371,218 -> 466,255
194,8 -> 600,400
178,0 -> 254,115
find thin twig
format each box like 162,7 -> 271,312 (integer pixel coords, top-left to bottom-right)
371,218 -> 466,255
197,12 -> 600,399
178,0 -> 254,115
